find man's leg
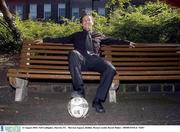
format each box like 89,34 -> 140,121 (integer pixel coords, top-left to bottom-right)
87,55 -> 116,112
68,50 -> 86,97
95,61 -> 116,102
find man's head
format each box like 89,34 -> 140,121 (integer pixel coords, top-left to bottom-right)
80,10 -> 94,31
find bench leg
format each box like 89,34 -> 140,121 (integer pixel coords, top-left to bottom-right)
9,77 -> 28,102
109,80 -> 119,103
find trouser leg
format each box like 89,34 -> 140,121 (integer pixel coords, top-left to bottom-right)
96,63 -> 116,102
68,50 -> 86,92
87,56 -> 116,102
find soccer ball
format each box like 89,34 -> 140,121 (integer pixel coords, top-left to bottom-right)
68,97 -> 89,118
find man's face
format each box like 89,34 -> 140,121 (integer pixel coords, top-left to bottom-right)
81,15 -> 94,31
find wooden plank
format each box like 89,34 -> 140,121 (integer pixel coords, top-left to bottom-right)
22,46 -> 71,50
116,67 -> 180,71
7,73 -> 100,80
101,47 -> 180,52
7,73 -> 180,81
8,69 -> 180,76
101,43 -> 180,47
21,50 -> 69,54
23,45 -> 74,50
133,43 -> 180,47
28,56 -> 68,60
114,75 -> 180,81
19,65 -> 69,70
20,60 -> 68,65
102,52 -> 179,56
8,69 -> 99,75
20,54 -> 68,59
30,43 -> 73,46
106,57 -> 180,62
24,42 -> 73,46
112,62 -> 179,66
117,71 -> 180,75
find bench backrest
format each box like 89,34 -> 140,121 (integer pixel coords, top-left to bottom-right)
101,44 -> 180,80
20,43 -> 180,71
20,43 -> 73,70
20,42 -> 180,80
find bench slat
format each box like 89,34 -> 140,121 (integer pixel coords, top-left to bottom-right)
101,43 -> 180,47
102,52 -> 179,56
7,73 -> 100,80
101,47 -> 180,52
20,56 -> 179,62
117,71 -> 180,75
21,50 -> 69,54
19,62 -> 179,67
116,67 -> 180,71
8,69 -> 99,75
23,66 -> 180,71
30,43 -> 73,46
113,62 -> 180,66
8,68 -> 180,76
106,57 -> 180,62
23,44 -> 73,50
7,73 -> 180,81
19,65 -> 69,70
114,75 -> 180,80
27,55 -> 68,60
20,60 -> 68,65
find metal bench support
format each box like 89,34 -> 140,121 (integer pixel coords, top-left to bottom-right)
9,77 -> 28,101
109,79 -> 119,103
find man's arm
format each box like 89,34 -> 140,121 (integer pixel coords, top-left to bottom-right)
43,33 -> 75,44
96,32 -> 135,47
101,36 -> 135,48
101,36 -> 131,45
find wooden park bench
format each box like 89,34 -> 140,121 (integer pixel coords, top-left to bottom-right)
7,42 -> 180,102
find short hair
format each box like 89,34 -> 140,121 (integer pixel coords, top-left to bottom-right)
80,10 -> 92,23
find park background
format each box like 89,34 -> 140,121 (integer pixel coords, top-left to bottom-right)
0,0 -> 180,53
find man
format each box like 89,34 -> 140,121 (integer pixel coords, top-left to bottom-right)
37,11 -> 135,113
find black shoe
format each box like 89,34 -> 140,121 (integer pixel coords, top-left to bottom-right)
92,99 -> 105,113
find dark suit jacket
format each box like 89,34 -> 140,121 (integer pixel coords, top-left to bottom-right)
43,30 -> 131,55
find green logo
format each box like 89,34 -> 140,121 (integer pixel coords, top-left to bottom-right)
1,126 -> 4,132
4,126 -> 21,132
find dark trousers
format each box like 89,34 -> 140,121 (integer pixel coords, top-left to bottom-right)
68,50 -> 116,102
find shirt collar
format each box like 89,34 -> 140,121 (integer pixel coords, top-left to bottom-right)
83,29 -> 92,34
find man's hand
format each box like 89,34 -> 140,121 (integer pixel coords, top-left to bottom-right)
33,39 -> 43,44
129,42 -> 135,48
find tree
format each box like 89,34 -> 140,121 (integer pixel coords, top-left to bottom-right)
0,0 -> 22,47
106,0 -> 131,13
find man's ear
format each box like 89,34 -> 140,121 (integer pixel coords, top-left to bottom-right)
92,20 -> 94,25
91,16 -> 94,25
81,23 -> 83,27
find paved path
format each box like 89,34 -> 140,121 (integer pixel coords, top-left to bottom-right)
0,91 -> 180,125
1,55 -> 180,125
